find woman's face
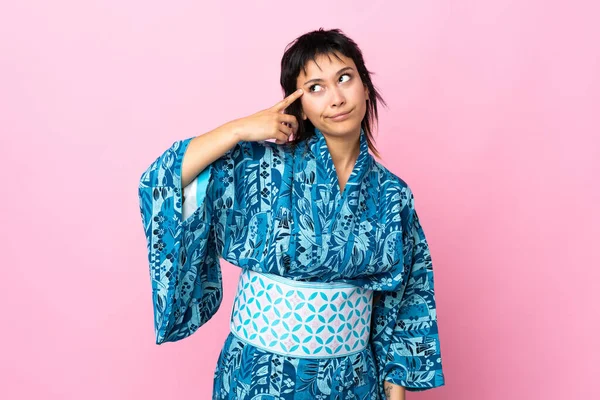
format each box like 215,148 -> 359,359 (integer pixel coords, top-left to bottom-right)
295,52 -> 369,138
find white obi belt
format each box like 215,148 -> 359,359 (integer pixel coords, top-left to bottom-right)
230,269 -> 374,359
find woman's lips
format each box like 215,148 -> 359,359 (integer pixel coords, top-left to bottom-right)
329,109 -> 352,121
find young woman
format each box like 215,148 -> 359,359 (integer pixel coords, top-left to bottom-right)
138,28 -> 445,400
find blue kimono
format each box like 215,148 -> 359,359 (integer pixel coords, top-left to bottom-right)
138,127 -> 445,399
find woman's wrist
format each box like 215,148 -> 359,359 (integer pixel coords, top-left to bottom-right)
219,119 -> 244,143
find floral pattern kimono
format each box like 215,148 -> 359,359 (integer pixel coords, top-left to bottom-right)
138,127 -> 445,399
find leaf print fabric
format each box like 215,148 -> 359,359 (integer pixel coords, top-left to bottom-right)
369,199 -> 445,392
138,127 -> 445,399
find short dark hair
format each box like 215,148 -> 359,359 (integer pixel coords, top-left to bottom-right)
280,28 -> 386,158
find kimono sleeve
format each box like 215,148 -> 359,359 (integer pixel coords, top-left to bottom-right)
370,186 -> 446,392
138,137 -> 266,344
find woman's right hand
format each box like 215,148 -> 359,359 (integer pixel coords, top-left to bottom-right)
230,89 -> 304,144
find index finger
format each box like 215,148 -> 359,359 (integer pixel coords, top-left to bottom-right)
272,89 -> 304,112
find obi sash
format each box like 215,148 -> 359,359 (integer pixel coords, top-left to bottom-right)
230,269 -> 374,359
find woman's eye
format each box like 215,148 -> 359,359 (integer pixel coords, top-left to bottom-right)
309,74 -> 350,92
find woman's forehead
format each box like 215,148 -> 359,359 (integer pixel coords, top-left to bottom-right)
297,52 -> 356,81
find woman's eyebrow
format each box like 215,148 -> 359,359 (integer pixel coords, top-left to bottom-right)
303,66 -> 354,86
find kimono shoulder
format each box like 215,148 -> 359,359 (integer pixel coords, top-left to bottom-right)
369,159 -> 417,232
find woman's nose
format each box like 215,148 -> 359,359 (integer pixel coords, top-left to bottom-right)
330,86 -> 346,107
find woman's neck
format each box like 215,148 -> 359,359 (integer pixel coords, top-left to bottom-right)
322,129 -> 361,173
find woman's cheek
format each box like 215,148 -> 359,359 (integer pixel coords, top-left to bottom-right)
302,100 -> 316,118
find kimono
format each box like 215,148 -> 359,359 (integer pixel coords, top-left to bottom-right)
138,127 -> 445,399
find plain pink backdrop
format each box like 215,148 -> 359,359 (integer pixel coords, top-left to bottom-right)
1,1 -> 598,399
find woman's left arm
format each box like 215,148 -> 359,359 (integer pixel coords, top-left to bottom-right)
384,382 -> 406,400
369,185 -> 446,395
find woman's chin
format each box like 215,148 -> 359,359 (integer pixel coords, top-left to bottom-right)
321,120 -> 361,136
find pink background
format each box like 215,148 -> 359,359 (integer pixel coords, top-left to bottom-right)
1,1 -> 598,399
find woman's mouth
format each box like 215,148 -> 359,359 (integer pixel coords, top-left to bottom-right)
328,109 -> 352,121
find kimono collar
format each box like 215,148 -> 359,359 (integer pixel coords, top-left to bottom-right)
309,126 -> 374,198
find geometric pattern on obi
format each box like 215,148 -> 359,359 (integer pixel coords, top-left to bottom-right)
230,269 -> 374,359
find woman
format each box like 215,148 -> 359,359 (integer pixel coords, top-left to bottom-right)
138,28 -> 445,400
